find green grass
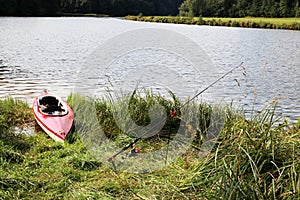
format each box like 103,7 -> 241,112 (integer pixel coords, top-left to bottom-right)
1,93 -> 300,199
0,97 -> 34,137
125,15 -> 300,30
61,13 -> 110,17
204,17 -> 300,25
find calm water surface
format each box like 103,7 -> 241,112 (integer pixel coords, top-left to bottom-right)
0,17 -> 299,121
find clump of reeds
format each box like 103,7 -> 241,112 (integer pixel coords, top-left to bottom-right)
71,88 -> 215,150
180,101 -> 300,199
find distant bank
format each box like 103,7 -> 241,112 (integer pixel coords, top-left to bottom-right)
125,16 -> 300,30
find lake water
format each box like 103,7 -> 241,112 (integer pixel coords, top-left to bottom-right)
0,17 -> 299,122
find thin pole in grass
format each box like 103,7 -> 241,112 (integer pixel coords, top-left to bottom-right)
108,62 -> 245,169
180,62 -> 245,109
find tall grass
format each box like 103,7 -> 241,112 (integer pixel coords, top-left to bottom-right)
125,15 -> 300,30
0,93 -> 299,199
0,97 -> 33,135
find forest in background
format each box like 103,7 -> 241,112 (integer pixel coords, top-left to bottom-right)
180,0 -> 300,17
0,0 -> 184,16
0,0 -> 299,17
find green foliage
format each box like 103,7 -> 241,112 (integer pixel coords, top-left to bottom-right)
179,0 -> 300,18
0,96 -> 300,199
1,0 -> 298,17
1,0 -> 299,17
88,88 -> 183,139
177,103 -> 300,199
126,15 -> 300,30
0,97 -> 34,137
296,0 -> 300,17
0,0 -> 60,16
0,0 -> 185,17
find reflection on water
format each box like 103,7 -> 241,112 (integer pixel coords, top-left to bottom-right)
0,64 -> 66,101
0,17 -> 299,122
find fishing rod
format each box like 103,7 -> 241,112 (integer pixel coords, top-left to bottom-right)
107,119 -> 166,168
107,62 -> 244,168
180,62 -> 244,109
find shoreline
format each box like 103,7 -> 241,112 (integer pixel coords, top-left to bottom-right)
2,15 -> 299,31
125,15 -> 300,31
1,95 -> 300,199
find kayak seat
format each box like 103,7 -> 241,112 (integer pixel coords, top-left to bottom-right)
42,105 -> 65,113
39,96 -> 66,113
40,96 -> 58,106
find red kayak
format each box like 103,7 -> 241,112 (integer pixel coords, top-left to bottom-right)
33,92 -> 74,142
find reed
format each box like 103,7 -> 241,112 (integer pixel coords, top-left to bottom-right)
125,15 -> 300,30
0,93 -> 299,199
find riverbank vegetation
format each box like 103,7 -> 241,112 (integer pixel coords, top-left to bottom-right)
1,0 -> 299,18
1,94 -> 300,199
0,0 -> 183,17
179,0 -> 300,18
125,15 -> 300,30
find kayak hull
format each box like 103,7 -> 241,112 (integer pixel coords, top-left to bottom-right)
33,92 -> 74,142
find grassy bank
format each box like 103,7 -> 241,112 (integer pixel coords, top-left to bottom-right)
61,13 -> 110,17
125,15 -> 300,30
1,94 -> 300,199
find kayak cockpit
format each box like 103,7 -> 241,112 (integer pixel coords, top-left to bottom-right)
38,95 -> 68,116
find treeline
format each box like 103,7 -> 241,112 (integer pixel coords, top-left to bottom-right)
0,0 -> 184,16
1,0 -> 299,17
179,0 -> 300,17
0,0 -> 59,16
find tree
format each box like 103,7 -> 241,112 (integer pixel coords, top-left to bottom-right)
179,0 -> 190,16
295,0 -> 300,16
235,0 -> 249,17
191,0 -> 205,16
223,0 -> 233,16
250,0 -> 261,16
269,1 -> 280,17
0,0 -> 18,15
0,0 -> 299,17
279,0 -> 288,17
